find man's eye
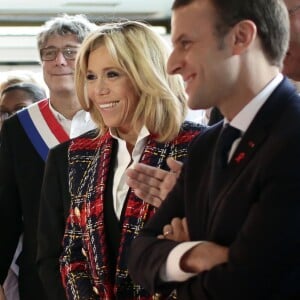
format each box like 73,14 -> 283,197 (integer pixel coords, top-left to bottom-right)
44,50 -> 55,56
180,40 -> 191,50
65,49 -> 77,55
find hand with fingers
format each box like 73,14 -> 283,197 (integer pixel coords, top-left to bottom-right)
180,242 -> 229,273
157,218 -> 228,274
158,217 -> 190,242
126,157 -> 183,207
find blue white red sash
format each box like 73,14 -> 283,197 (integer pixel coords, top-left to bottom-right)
17,99 -> 69,161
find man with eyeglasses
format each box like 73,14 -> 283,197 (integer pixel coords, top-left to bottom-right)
283,0 -> 300,81
0,14 -> 96,300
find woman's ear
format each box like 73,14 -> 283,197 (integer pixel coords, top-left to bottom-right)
230,20 -> 257,55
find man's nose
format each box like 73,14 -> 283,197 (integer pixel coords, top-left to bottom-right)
167,50 -> 182,75
55,51 -> 67,65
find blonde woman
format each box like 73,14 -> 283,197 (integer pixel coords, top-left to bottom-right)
46,21 -> 205,299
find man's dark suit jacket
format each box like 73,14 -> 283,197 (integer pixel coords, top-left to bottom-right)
129,78 -> 300,300
0,115 -> 48,299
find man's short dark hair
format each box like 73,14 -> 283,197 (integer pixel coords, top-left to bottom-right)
172,0 -> 290,68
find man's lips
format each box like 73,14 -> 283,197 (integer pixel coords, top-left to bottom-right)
183,74 -> 195,83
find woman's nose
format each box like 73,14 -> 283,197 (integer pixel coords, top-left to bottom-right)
96,80 -> 110,95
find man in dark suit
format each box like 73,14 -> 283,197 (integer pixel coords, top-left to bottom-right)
128,0 -> 300,299
0,15 -> 95,300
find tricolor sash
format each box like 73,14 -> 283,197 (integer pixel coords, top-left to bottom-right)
17,99 -> 69,161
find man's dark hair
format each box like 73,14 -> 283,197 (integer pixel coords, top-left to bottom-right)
172,0 -> 289,68
37,14 -> 96,50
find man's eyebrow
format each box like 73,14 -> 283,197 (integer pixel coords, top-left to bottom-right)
62,44 -> 80,48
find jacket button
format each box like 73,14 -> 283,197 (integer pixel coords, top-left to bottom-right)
92,286 -> 99,295
74,207 -> 81,218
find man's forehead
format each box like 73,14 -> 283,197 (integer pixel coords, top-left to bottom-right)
43,34 -> 80,47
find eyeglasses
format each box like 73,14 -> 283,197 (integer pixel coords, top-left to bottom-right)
288,5 -> 300,16
40,47 -> 79,61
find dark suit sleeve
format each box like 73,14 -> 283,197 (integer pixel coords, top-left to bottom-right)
37,142 -> 71,300
0,120 -> 23,284
129,121 -> 300,299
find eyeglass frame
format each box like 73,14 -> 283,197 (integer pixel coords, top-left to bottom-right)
39,46 -> 79,61
288,5 -> 300,16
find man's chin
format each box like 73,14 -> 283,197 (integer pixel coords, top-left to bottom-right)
187,99 -> 204,110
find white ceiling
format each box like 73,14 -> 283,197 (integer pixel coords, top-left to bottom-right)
0,0 -> 173,68
0,0 -> 173,23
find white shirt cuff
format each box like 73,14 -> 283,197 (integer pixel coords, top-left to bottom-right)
160,241 -> 203,282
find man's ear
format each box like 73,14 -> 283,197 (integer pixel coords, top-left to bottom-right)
230,20 -> 257,55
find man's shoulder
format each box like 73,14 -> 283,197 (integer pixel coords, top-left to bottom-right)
1,113 -> 28,138
50,128 -> 99,153
175,120 -> 207,142
181,120 -> 207,132
183,122 -> 222,161
1,100 -> 48,134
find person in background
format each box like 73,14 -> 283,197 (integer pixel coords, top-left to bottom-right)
0,82 -> 46,129
0,14 -> 96,300
129,0 -> 300,299
283,0 -> 300,81
0,82 -> 46,300
0,70 -> 45,93
39,20 -> 204,300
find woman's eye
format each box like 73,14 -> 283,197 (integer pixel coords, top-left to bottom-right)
106,71 -> 119,79
86,74 -> 96,81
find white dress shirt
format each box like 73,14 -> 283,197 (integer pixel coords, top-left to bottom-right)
49,102 -> 96,138
110,126 -> 150,219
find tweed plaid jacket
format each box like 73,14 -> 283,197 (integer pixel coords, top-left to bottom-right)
60,121 -> 204,300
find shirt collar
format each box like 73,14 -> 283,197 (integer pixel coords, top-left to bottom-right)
48,100 -> 91,123
48,101 -> 68,122
227,73 -> 283,134
110,125 -> 150,143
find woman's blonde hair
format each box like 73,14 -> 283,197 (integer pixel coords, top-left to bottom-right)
75,20 -> 187,142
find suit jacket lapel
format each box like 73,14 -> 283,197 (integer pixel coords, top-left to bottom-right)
207,77 -> 297,229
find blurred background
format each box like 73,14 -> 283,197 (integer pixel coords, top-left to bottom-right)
0,0 -> 173,73
0,0 -> 207,123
